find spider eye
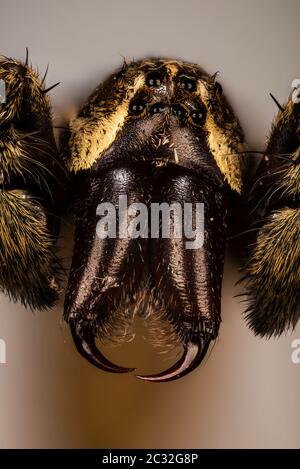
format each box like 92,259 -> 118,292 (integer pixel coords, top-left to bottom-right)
146,72 -> 162,87
191,108 -> 206,125
129,101 -> 145,115
179,76 -> 197,92
172,105 -> 187,119
150,102 -> 166,115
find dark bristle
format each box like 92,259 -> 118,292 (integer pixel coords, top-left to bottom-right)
25,47 -> 29,66
43,82 -> 60,94
269,92 -> 284,112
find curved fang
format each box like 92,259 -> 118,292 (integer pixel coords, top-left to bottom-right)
136,338 -> 210,382
70,323 -> 135,374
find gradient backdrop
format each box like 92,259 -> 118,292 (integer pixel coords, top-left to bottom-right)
0,0 -> 299,449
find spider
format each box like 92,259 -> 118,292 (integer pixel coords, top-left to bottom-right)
0,55 -> 298,382
63,58 -> 247,381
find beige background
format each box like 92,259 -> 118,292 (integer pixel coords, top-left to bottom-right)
0,0 -> 300,449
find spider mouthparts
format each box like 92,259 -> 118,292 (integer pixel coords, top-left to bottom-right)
70,323 -> 135,374
135,338 -> 210,383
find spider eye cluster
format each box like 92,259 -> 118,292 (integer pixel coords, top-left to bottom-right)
178,75 -> 197,92
150,102 -> 166,114
129,101 -> 145,115
172,105 -> 186,119
190,109 -> 206,124
128,69 -> 206,126
172,104 -> 206,126
146,72 -> 162,87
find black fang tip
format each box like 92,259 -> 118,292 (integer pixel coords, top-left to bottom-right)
70,322 -> 135,374
136,338 -> 210,383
